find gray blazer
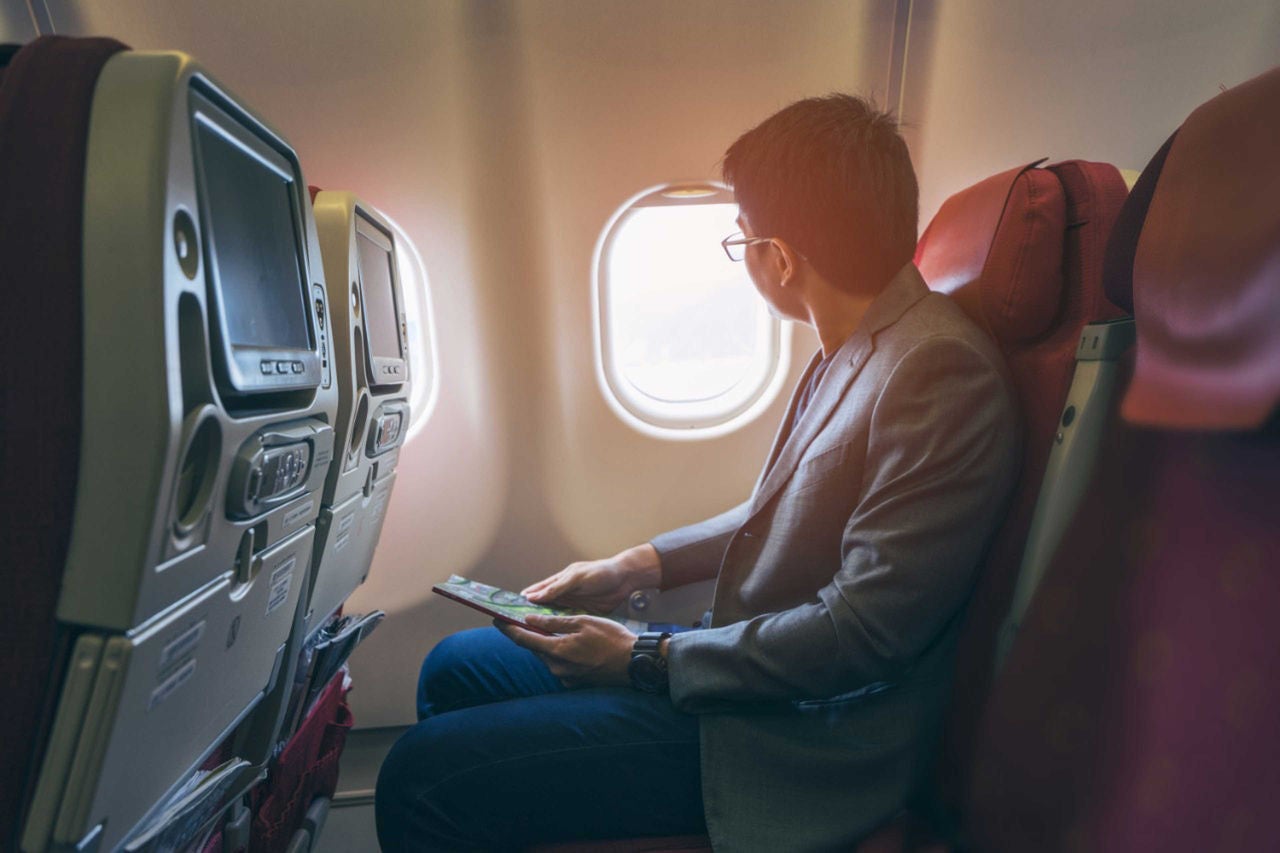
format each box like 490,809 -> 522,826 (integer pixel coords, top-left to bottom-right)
653,264 -> 1019,852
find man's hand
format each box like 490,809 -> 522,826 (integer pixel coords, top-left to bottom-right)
521,544 -> 661,613
496,615 -> 636,688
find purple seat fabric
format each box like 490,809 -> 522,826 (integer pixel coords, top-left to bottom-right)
0,34 -> 128,847
969,66 -> 1280,851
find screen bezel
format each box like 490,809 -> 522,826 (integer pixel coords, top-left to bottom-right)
354,211 -> 408,387
189,84 -> 321,398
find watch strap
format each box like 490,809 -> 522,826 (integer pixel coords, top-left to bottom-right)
629,631 -> 672,694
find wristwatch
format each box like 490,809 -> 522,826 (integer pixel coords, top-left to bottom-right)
628,631 -> 673,694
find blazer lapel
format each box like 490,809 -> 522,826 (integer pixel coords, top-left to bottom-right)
748,265 -> 931,515
752,349 -> 824,495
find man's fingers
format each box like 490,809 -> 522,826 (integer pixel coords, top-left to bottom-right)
520,577 -> 554,598
524,614 -> 583,634
522,573 -> 570,602
524,581 -> 561,603
494,619 -> 560,654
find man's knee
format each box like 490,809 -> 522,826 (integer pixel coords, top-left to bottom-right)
375,720 -> 469,851
416,627 -> 487,720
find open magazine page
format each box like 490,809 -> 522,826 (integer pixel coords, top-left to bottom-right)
433,575 -> 646,633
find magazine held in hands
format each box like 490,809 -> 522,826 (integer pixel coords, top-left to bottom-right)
431,575 -> 645,634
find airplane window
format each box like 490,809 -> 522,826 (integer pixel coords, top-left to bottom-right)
384,215 -> 438,442
596,181 -> 788,435
595,183 -> 790,438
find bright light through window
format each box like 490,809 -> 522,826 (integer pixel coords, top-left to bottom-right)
595,184 -> 789,438
383,214 -> 438,443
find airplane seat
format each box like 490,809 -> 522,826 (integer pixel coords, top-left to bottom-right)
1,35 -> 340,852
0,34 -> 130,850
232,187 -> 410,853
898,158 -> 1130,847
967,65 -> 1280,851
305,188 -> 407,642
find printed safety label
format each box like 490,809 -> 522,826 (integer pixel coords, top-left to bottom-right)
149,659 -> 196,711
266,555 -> 297,615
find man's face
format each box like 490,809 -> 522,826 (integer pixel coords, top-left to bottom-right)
737,212 -> 800,322
737,213 -> 771,299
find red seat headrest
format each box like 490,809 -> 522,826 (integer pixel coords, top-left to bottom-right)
915,161 -> 1066,345
1121,66 -> 1280,430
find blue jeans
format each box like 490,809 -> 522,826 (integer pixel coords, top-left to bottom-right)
375,628 -> 705,851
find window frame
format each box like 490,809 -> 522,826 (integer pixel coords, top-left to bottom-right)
381,212 -> 439,444
592,182 -> 791,440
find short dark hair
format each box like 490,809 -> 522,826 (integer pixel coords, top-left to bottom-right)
722,94 -> 918,295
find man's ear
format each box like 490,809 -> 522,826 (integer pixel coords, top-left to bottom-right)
773,239 -> 800,287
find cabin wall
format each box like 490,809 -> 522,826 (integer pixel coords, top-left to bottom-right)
0,2 -> 38,42
900,0 -> 1280,224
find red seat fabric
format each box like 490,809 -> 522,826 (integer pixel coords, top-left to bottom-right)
0,34 -> 128,848
912,159 -> 1128,840
968,66 -> 1280,851
250,673 -> 354,853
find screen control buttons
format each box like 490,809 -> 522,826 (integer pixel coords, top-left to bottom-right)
265,359 -> 305,375
229,438 -> 312,518
367,408 -> 406,456
260,443 -> 312,499
312,284 -> 332,387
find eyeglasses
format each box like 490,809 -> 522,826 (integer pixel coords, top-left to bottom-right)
721,231 -> 774,262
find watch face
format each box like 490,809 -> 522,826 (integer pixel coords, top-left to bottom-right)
629,654 -> 666,693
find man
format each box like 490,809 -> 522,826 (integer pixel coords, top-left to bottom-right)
376,94 -> 1019,851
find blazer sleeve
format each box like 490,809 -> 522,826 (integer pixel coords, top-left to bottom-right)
666,335 -> 1020,711
650,500 -> 750,590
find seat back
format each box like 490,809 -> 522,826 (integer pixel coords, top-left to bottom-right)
1,35 -> 341,852
218,189 -> 409,853
308,190 -> 412,639
969,66 -> 1280,851
912,158 -> 1128,829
